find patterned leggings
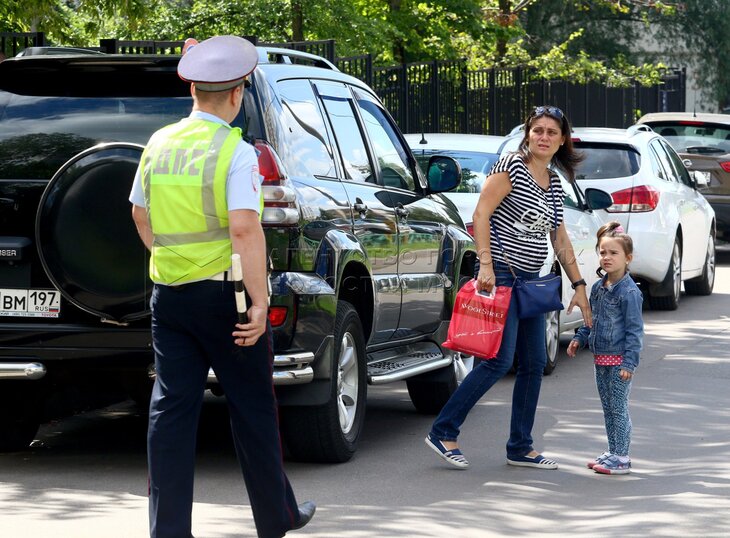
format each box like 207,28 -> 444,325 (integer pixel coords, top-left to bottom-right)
595,365 -> 633,457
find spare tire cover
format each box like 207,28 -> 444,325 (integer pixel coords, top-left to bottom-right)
36,143 -> 150,322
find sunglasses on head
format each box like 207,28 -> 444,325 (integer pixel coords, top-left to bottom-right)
533,106 -> 564,119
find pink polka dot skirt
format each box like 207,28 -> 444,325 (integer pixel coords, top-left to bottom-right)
594,354 -> 622,366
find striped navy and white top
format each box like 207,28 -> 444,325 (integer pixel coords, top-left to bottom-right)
489,153 -> 565,273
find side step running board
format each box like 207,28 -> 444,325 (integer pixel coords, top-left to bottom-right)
367,342 -> 452,385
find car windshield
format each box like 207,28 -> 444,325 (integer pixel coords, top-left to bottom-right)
573,143 -> 641,179
646,121 -> 730,154
0,92 -> 193,179
411,149 -> 499,193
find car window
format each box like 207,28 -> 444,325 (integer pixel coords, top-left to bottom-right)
275,79 -> 337,178
354,90 -> 416,190
650,139 -> 679,183
559,173 -> 580,209
646,121 -> 730,153
573,143 -> 641,179
647,144 -> 668,180
412,150 -> 498,193
660,138 -> 694,187
0,93 -> 191,180
320,93 -> 374,183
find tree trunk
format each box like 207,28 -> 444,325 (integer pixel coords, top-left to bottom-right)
496,0 -> 511,64
292,0 -> 304,42
390,0 -> 405,64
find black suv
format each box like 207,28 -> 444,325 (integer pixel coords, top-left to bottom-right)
0,47 -> 475,462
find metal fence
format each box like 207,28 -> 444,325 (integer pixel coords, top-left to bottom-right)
1,32 -> 686,135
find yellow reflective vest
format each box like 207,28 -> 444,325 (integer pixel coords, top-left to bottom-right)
141,118 -> 246,285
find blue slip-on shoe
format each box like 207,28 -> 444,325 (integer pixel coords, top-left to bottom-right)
593,455 -> 631,475
587,451 -> 612,469
507,453 -> 558,469
425,433 -> 469,469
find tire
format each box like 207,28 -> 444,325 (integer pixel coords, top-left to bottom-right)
685,233 -> 715,296
649,237 -> 681,311
406,362 -> 458,414
543,309 -> 560,375
281,301 -> 367,463
0,387 -> 43,451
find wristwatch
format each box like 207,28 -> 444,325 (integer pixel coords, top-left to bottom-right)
571,278 -> 587,289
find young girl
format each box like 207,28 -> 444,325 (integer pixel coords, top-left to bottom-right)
567,221 -> 644,475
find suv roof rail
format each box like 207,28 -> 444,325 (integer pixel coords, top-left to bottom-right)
627,124 -> 653,136
257,47 -> 338,71
16,46 -> 105,57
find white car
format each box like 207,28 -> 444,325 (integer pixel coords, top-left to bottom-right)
407,133 -> 614,374
569,125 -> 716,309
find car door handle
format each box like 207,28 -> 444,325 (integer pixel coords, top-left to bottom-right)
395,204 -> 409,219
353,198 -> 368,216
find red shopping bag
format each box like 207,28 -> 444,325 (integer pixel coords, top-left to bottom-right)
443,279 -> 512,359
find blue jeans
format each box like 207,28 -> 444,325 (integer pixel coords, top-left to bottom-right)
430,261 -> 548,458
595,365 -> 633,457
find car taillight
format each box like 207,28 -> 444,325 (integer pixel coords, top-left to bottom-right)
606,185 -> 660,213
255,140 -> 298,225
720,161 -> 730,173
465,222 -> 474,237
268,306 -> 288,327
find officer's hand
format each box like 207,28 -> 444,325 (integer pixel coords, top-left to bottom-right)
232,305 -> 268,347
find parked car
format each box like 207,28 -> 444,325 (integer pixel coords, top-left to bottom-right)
0,47 -> 476,461
637,112 -> 730,245
405,133 -> 504,235
570,125 -> 716,310
407,133 -> 614,374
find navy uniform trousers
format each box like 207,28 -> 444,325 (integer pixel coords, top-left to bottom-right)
148,280 -> 299,538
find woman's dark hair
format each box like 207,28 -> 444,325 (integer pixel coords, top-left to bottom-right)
517,105 -> 583,181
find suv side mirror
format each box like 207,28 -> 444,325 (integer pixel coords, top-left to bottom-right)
584,188 -> 613,210
426,156 -> 461,193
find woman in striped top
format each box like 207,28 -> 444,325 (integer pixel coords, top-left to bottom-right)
426,106 -> 591,470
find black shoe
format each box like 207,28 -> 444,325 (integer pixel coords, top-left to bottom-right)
291,500 -> 316,530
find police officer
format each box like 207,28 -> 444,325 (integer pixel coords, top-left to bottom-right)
129,35 -> 315,538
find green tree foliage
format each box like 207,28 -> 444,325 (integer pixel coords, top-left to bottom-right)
653,0 -> 730,109
0,0 -> 682,88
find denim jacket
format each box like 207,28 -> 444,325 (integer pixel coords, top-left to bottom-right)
573,272 -> 644,372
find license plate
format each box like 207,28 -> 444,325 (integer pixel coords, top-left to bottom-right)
0,288 -> 61,318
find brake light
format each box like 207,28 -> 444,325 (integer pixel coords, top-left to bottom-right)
679,120 -> 704,126
465,222 -> 474,237
255,141 -> 286,184
606,185 -> 660,212
254,140 -> 298,225
721,161 -> 730,173
268,306 -> 288,327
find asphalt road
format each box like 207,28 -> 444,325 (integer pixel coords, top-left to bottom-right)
1,252 -> 729,538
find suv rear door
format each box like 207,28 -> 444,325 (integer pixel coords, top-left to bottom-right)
649,138 -> 707,272
351,88 -> 447,339
315,80 -> 401,344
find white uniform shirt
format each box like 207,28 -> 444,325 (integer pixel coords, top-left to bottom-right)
129,110 -> 262,213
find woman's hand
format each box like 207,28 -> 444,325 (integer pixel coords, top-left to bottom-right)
568,286 -> 592,328
619,368 -> 633,381
232,304 -> 268,346
567,339 -> 580,357
475,265 -> 496,293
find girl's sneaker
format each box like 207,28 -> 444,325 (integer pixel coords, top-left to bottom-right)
587,452 -> 611,469
593,454 -> 631,475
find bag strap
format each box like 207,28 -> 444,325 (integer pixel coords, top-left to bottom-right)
490,175 -> 559,279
